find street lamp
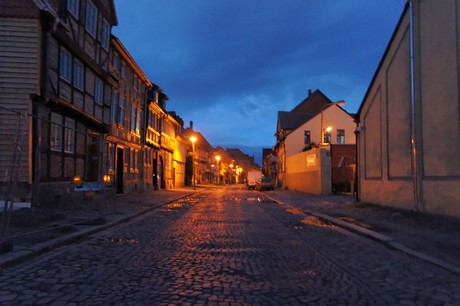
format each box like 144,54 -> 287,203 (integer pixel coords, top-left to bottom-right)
320,103 -> 341,146
190,136 -> 197,189
215,155 -> 221,185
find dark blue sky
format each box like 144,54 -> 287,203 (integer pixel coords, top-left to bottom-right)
113,1 -> 404,162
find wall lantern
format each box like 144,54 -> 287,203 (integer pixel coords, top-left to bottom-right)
103,174 -> 112,187
73,176 -> 83,188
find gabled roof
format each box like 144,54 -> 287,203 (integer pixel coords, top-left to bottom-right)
291,89 -> 333,114
226,148 -> 255,167
184,128 -> 214,152
277,111 -> 315,131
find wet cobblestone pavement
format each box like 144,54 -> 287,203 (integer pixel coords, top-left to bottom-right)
0,188 -> 459,305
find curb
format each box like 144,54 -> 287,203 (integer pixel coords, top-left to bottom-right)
0,192 -> 198,269
263,194 -> 460,275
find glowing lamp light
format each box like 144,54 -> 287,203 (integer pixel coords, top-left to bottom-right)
103,174 -> 112,186
73,176 -> 83,188
326,126 -> 332,133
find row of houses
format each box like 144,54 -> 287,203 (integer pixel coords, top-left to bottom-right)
263,1 -> 460,218
0,0 -> 257,207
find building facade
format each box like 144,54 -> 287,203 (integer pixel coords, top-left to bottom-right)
274,89 -> 355,191
1,0 -> 117,206
357,0 -> 460,217
107,36 -> 150,194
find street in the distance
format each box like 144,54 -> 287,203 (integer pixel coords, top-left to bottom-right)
0,187 -> 458,305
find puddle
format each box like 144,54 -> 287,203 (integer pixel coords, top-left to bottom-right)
286,208 -> 304,215
100,238 -> 140,245
300,216 -> 332,228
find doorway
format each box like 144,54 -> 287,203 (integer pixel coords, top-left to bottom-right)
116,147 -> 124,194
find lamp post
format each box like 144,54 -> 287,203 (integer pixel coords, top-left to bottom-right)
190,136 -> 197,189
215,155 -> 221,185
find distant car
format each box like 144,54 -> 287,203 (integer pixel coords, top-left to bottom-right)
256,177 -> 274,191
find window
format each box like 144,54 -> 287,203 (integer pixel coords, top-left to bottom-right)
136,108 -> 141,134
304,130 -> 311,145
50,113 -> 63,151
59,48 -> 72,82
120,62 -> 126,78
85,1 -> 97,37
67,0 -> 79,18
95,77 -> 103,104
131,105 -> 137,132
50,113 -> 76,154
73,59 -> 84,90
133,76 -> 138,90
337,129 -> 345,144
101,19 -> 110,50
118,97 -> 125,125
111,91 -> 118,123
324,130 -> 331,144
64,118 -> 75,153
113,52 -> 120,71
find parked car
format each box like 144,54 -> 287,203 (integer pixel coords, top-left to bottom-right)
257,177 -> 274,191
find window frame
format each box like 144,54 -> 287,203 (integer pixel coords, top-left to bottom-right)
67,0 -> 80,19
101,19 -> 110,50
118,97 -> 125,126
337,129 -> 345,144
304,130 -> 311,145
59,47 -> 72,82
64,118 -> 75,153
85,0 -> 98,37
50,113 -> 63,152
94,77 -> 104,105
111,91 -> 118,123
73,59 -> 84,90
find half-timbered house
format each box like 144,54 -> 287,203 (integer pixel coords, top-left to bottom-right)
0,0 -> 117,206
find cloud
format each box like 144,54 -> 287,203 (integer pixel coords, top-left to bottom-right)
113,0 -> 404,147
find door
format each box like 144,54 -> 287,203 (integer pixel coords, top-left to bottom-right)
116,147 -> 124,194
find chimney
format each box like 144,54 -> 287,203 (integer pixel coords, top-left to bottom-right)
308,89 -> 312,96
190,120 -> 193,130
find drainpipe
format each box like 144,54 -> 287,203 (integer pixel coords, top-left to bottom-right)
354,123 -> 360,202
408,0 -> 420,211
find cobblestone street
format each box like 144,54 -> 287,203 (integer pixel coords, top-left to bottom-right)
0,188 -> 459,305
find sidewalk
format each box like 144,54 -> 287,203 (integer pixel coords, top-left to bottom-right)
0,186 -> 206,268
262,189 -> 460,274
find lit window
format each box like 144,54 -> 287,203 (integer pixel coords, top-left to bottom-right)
337,129 -> 345,144
50,113 -> 63,151
136,108 -> 141,134
85,1 -> 97,37
64,118 -> 75,153
73,60 -> 84,90
59,48 -> 71,82
67,0 -> 79,18
95,77 -> 103,104
101,19 -> 110,50
304,130 -> 311,145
